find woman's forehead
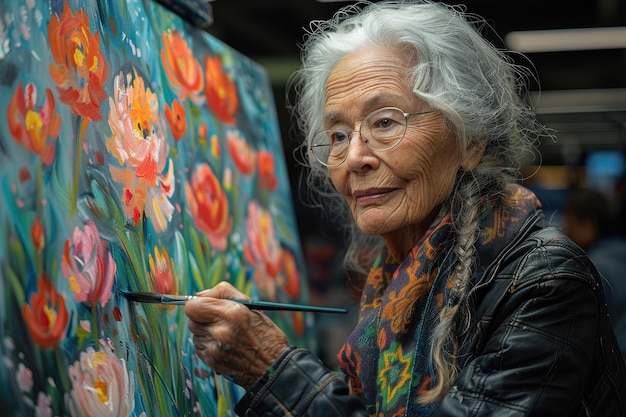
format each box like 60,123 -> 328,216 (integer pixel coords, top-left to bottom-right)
323,50 -> 417,119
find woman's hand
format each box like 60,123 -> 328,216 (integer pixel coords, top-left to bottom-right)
184,281 -> 290,390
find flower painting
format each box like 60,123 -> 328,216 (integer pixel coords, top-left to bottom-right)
0,0 -> 310,416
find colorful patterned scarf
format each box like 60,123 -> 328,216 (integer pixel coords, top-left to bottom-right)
337,184 -> 542,416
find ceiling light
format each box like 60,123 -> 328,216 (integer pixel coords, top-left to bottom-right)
506,27 -> 626,53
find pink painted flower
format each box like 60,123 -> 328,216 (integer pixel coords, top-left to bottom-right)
16,363 -> 33,392
68,346 -> 134,417
62,220 -> 116,307
244,201 -> 282,279
185,163 -> 233,251
106,71 -> 175,232
35,392 -> 53,417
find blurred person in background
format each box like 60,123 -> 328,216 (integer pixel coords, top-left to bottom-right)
561,186 -> 626,362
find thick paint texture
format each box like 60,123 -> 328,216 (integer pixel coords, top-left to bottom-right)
0,1 -> 309,415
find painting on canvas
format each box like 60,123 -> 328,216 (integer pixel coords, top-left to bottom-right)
0,0 -> 310,415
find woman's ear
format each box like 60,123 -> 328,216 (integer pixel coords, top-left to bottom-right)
460,139 -> 486,171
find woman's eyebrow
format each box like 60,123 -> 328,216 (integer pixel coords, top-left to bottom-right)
323,95 -> 402,124
322,98 -> 396,123
323,111 -> 343,124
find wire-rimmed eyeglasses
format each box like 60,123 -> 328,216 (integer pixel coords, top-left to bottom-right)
308,107 -> 436,167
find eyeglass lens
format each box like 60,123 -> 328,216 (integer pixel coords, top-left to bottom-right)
310,107 -> 409,166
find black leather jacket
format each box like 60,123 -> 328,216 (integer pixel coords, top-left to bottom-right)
235,218 -> 626,416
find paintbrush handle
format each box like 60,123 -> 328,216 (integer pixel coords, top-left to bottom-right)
159,295 -> 348,313
233,299 -> 347,314
123,291 -> 347,313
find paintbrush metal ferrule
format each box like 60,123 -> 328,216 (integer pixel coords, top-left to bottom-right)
122,291 -> 347,313
122,291 -> 194,305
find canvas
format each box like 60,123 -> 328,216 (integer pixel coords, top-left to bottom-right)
0,0 -> 311,415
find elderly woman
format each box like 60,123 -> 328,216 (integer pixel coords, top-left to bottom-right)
185,1 -> 626,416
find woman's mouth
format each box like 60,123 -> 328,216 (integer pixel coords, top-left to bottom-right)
353,188 -> 394,201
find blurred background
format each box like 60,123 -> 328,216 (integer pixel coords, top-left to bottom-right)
200,0 -> 626,367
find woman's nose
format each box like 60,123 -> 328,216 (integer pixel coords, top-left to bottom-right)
345,131 -> 378,172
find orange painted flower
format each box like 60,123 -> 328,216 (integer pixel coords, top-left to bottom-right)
198,123 -> 208,141
61,220 -> 116,307
185,163 -> 233,251
148,246 -> 177,295
161,30 -> 204,103
257,150 -> 278,191
292,311 -> 305,337
106,71 -> 175,232
48,2 -> 107,121
22,273 -> 69,349
226,130 -> 256,176
204,55 -> 239,125
244,201 -> 282,279
164,99 -> 188,142
279,249 -> 300,299
208,135 -> 219,160
7,83 -> 61,165
31,217 -> 45,251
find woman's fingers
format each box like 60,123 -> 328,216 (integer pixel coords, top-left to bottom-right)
185,287 -> 289,389
185,293 -> 248,323
195,281 -> 249,300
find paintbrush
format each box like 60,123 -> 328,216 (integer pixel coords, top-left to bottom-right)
122,291 -> 348,314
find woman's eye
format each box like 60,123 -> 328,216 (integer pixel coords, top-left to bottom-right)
331,131 -> 349,144
378,118 -> 394,128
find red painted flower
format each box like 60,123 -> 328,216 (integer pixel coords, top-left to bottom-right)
148,246 -> 177,295
164,99 -> 188,142
148,246 -> 178,310
161,30 -> 204,103
62,220 -> 116,307
279,248 -> 300,299
7,82 -> 61,165
204,55 -> 239,125
48,2 -> 108,121
22,273 -> 69,349
31,217 -> 45,251
185,163 -> 233,251
257,150 -> 278,191
226,130 -> 256,176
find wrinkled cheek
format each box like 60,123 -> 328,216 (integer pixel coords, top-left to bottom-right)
328,169 -> 345,193
347,200 -> 360,223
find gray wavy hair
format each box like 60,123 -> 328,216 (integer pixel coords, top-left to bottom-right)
288,0 -> 550,404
